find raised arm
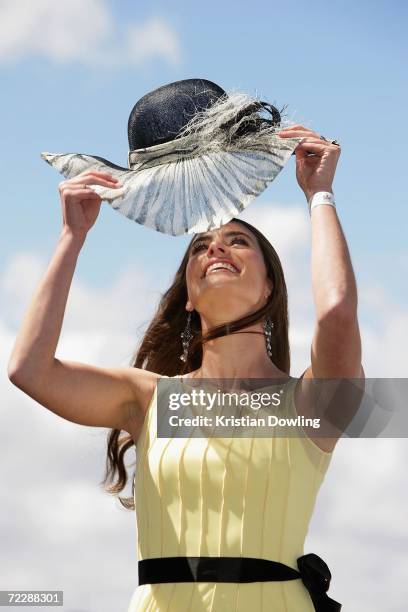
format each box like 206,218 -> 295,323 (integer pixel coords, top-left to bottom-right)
7,172 -> 154,434
278,127 -> 364,453
279,126 -> 364,380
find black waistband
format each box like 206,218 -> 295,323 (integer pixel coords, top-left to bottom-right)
138,555 -> 341,612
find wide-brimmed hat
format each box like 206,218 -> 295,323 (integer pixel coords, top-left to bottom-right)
42,78 -> 304,236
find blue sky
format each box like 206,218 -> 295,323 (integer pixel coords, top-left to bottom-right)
1,0 -> 407,297
1,2 -> 407,611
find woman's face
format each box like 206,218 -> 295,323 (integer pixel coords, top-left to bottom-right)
185,220 -> 273,320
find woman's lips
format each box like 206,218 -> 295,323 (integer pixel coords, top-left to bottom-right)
206,268 -> 237,275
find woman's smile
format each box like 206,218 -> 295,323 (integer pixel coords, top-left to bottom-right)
207,268 -> 238,275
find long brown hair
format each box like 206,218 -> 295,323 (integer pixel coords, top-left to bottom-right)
100,217 -> 291,509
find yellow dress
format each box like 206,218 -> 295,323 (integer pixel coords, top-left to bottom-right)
128,375 -> 334,612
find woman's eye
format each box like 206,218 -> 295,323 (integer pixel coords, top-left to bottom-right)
191,242 -> 206,253
191,236 -> 248,254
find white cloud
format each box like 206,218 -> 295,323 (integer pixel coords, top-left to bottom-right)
307,438 -> 408,611
1,290 -> 139,611
0,0 -> 181,68
240,201 -> 310,258
1,212 -> 407,611
125,17 -> 181,68
1,250 -> 159,366
241,201 -> 408,377
358,283 -> 408,377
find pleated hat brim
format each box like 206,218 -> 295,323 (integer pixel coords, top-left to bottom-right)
41,92 -> 305,236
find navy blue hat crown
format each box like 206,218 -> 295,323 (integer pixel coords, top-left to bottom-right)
127,78 -> 282,151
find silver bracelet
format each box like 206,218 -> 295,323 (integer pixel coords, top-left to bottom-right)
308,191 -> 336,216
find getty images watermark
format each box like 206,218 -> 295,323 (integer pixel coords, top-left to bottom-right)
167,386 -> 320,430
155,377 -> 408,439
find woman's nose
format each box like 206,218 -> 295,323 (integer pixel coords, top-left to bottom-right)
207,238 -> 227,255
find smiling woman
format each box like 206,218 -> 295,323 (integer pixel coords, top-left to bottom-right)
8,78 -> 363,612
184,222 -> 274,352
122,214 -> 352,612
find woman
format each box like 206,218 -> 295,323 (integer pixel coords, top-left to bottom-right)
8,124 -> 363,611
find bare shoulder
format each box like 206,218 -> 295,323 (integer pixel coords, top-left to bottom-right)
121,368 -> 163,441
293,364 -> 365,453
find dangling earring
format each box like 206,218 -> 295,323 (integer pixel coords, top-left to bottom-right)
180,311 -> 193,362
263,316 -> 274,358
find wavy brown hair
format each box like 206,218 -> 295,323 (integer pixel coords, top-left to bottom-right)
100,217 -> 291,509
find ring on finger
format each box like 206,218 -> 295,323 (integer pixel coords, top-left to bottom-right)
320,135 -> 340,146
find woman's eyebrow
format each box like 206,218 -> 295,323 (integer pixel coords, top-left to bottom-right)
191,230 -> 253,246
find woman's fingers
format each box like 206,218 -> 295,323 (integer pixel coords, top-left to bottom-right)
57,171 -> 117,238
279,124 -> 315,132
59,175 -> 122,192
281,126 -> 341,198
294,142 -> 340,160
78,171 -> 119,182
280,132 -> 340,152
71,176 -> 121,187
296,144 -> 326,158
279,129 -> 320,140
60,186 -> 101,197
297,139 -> 340,152
279,126 -> 325,141
280,124 -> 308,130
297,140 -> 328,150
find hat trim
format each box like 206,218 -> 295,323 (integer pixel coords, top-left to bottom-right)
127,90 -> 292,171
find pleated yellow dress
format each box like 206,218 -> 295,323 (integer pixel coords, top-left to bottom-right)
128,375 -> 334,612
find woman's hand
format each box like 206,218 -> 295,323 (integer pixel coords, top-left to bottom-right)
58,171 -> 121,238
278,125 -> 341,202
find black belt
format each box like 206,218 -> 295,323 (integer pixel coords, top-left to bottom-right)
138,555 -> 341,611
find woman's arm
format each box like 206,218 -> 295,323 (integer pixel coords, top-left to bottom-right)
278,127 -> 364,453
309,204 -> 362,379
7,172 -> 152,433
279,126 -> 363,380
